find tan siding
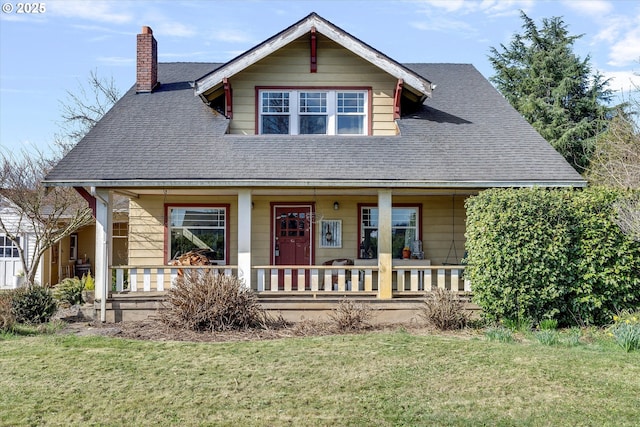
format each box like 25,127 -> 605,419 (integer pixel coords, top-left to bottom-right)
227,35 -> 397,135
125,193 -> 469,272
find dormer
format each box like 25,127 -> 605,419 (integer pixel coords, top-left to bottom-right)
193,13 -> 433,136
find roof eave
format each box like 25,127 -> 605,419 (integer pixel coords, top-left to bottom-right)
43,178 -> 587,189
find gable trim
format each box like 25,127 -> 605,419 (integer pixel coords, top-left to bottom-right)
194,13 -> 432,99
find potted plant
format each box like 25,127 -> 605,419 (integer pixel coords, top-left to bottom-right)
402,247 -> 411,259
12,271 -> 24,288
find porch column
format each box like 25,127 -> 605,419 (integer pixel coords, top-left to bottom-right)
94,188 -> 112,322
378,189 -> 393,299
237,190 -> 252,288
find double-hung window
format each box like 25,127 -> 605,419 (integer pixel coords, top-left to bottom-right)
167,206 -> 227,264
259,89 -> 368,135
0,235 -> 20,258
359,206 -> 420,259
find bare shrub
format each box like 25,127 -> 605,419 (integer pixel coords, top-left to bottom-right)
420,288 -> 469,330
328,298 -> 374,331
160,271 -> 263,332
0,291 -> 16,332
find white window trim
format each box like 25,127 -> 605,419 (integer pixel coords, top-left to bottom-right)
259,89 -> 368,135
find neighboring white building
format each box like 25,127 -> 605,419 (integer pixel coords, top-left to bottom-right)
0,199 -> 42,288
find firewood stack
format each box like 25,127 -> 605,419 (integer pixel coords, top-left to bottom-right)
169,249 -> 216,275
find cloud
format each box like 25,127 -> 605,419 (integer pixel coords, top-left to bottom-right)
410,18 -> 476,34
608,27 -> 640,67
415,0 -> 533,17
601,70 -> 640,93
210,29 -> 253,44
49,0 -> 133,24
561,0 -> 613,16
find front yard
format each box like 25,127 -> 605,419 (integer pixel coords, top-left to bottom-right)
1,324 -> 639,426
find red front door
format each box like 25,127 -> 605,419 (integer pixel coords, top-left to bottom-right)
274,205 -> 312,289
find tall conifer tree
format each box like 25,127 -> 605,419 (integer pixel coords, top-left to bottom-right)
489,11 -> 613,171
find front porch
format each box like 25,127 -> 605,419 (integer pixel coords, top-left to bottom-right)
102,263 -> 472,322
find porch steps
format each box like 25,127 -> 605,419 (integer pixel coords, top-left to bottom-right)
98,292 -> 479,323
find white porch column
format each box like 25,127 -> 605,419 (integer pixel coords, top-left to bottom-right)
237,190 -> 252,288
94,189 -> 112,322
378,189 -> 393,299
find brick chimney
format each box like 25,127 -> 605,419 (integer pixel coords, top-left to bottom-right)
136,26 -> 158,93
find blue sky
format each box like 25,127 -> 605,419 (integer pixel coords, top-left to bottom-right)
1,0 -> 639,155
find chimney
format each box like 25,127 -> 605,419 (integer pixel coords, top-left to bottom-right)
136,26 -> 158,93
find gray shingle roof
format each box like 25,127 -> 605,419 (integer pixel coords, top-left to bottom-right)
44,62 -> 584,187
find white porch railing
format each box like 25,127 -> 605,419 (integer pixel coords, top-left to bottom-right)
111,265 -> 237,292
109,264 -> 470,294
252,265 -> 379,292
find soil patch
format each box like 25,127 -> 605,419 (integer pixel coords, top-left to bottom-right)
58,319 -> 470,343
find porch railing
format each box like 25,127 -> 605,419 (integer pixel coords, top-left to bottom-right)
109,264 -> 470,294
111,265 -> 237,292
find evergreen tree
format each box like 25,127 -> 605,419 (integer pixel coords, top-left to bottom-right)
489,11 -> 613,172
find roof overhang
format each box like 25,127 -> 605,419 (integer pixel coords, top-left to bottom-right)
193,13 -> 433,99
43,179 -> 587,190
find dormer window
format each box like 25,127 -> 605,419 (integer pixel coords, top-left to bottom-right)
258,88 -> 369,135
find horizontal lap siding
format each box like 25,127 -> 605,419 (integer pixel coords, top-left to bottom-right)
128,196 -> 238,266
228,35 -> 397,135
125,194 -> 469,269
421,196 -> 468,265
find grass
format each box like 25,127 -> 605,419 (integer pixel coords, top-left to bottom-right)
1,329 -> 639,426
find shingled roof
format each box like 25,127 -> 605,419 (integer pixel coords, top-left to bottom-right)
44,60 -> 584,188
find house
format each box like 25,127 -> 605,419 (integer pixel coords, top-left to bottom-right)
44,13 -> 585,322
0,195 -> 128,288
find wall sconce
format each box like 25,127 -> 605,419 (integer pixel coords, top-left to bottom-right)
333,201 -> 339,210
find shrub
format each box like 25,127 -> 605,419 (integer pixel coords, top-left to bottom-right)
83,272 -> 95,291
465,187 -> 640,327
502,317 -> 533,333
53,277 -> 85,306
328,298 -> 373,331
0,291 -> 16,332
608,310 -> 640,352
535,330 -> 560,346
485,326 -> 514,343
11,285 -> 57,324
419,288 -> 469,330
539,319 -> 558,330
160,271 -> 263,332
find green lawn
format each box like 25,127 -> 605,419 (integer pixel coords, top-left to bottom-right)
1,330 -> 639,426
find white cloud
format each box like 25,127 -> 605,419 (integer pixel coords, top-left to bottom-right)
416,0 -> 532,17
210,29 -> 253,44
410,17 -> 476,34
561,0 -> 613,16
601,70 -> 640,93
608,26 -> 640,67
49,0 -> 133,24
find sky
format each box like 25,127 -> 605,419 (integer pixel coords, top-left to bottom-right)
1,0 -> 639,155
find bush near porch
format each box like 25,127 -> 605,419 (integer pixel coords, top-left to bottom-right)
465,187 -> 640,327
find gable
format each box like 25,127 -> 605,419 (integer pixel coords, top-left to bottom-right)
194,13 -> 432,102
223,33 -> 399,136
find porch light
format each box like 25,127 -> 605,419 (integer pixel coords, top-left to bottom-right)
333,201 -> 339,210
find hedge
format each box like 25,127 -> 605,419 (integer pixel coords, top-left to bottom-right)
465,187 -> 640,326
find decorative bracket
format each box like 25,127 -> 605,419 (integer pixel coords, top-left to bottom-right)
393,79 -> 403,119
310,27 -> 317,73
223,77 -> 233,118
74,187 -> 96,218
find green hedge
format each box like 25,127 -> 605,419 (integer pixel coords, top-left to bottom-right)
465,187 -> 640,326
